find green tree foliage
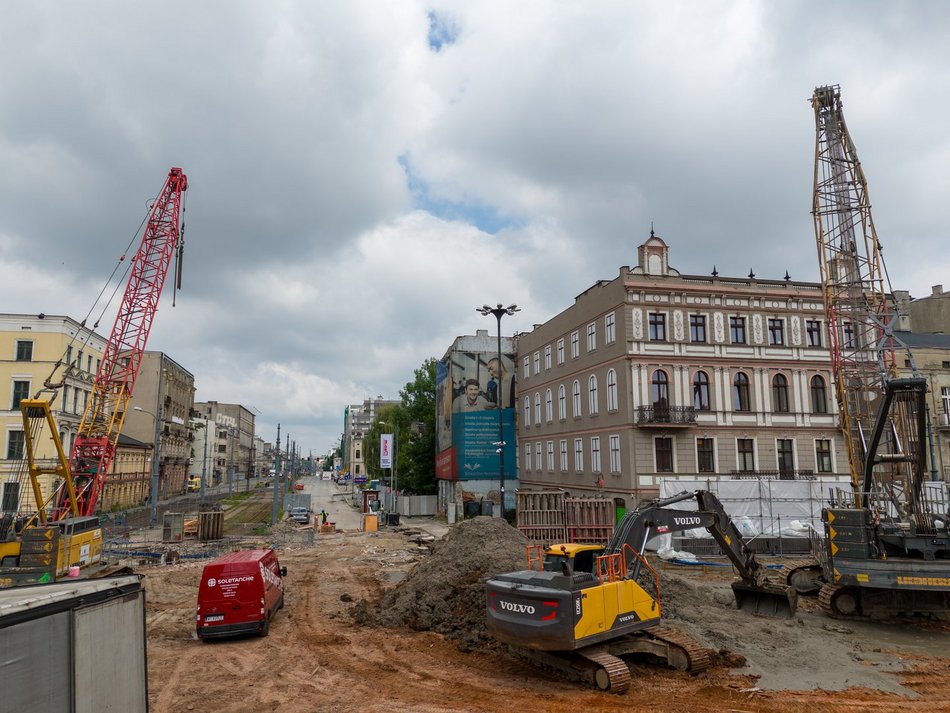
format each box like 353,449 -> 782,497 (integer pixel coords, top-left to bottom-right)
363,358 -> 438,495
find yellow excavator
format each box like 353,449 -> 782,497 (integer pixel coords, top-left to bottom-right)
485,489 -> 795,693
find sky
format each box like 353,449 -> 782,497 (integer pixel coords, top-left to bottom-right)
1,1 -> 948,456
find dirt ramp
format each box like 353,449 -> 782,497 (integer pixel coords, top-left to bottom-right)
360,516 -> 528,651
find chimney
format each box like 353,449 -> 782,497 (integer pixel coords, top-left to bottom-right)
933,284 -> 944,297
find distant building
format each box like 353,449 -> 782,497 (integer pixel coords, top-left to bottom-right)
194,401 -> 256,488
437,329 -> 518,515
895,284 -> 950,334
896,331 -> 950,481
514,234 -> 850,514
343,397 -> 398,480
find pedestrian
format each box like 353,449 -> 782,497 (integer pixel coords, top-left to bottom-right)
320,509 -> 328,526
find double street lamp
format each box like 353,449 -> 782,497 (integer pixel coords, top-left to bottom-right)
477,303 -> 520,521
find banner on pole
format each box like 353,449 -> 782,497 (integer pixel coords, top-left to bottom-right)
380,434 -> 393,469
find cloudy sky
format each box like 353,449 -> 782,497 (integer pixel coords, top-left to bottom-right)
2,2 -> 947,455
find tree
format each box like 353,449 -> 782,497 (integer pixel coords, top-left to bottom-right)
363,358 -> 438,495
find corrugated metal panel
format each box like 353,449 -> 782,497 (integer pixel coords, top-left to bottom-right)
74,591 -> 147,713
0,611 -> 71,712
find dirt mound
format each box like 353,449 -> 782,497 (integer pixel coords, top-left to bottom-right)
357,517 -> 527,651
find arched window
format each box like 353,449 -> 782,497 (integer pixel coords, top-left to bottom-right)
523,396 -> 531,426
733,372 -> 751,412
545,389 -> 553,423
651,370 -> 669,407
572,380 -> 581,417
693,370 -> 710,411
606,369 -> 618,411
558,384 -> 566,420
588,375 -> 599,414
772,374 -> 789,413
810,375 -> 828,413
534,393 -> 542,423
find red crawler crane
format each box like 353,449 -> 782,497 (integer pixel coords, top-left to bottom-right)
58,167 -> 188,517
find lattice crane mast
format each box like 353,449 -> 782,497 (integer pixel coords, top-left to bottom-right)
57,167 -> 188,517
811,85 -> 925,511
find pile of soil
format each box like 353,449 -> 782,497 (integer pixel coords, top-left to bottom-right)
356,516 -> 528,651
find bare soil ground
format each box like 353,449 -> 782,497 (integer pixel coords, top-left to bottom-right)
144,507 -> 950,713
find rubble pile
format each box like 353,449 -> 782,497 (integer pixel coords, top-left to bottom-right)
358,516 -> 528,651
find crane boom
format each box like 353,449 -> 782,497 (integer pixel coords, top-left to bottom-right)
62,167 -> 188,517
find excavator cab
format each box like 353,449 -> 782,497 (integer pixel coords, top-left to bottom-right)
541,543 -> 604,576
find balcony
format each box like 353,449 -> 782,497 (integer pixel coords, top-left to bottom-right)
635,404 -> 696,427
730,469 -> 816,481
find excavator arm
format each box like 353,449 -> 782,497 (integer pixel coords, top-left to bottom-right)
607,490 -> 796,617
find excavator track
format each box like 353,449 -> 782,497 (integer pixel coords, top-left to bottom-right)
581,647 -> 632,694
776,558 -> 823,595
641,626 -> 712,673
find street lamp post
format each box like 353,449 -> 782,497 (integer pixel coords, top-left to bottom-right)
134,404 -> 163,528
477,303 -> 520,521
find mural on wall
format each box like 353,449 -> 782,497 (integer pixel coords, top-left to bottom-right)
436,349 -> 516,481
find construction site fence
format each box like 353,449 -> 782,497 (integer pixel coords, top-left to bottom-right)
516,491 -> 616,546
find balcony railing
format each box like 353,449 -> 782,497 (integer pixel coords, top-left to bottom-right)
635,404 -> 696,426
730,469 -> 817,481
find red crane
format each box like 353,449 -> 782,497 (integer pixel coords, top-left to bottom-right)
58,167 -> 188,517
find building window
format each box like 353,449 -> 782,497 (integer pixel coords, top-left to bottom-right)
697,437 -> 715,473
535,442 -> 542,472
591,436 -> 602,473
545,389 -> 553,423
571,331 -> 580,358
77,350 -> 84,370
606,369 -> 618,411
587,323 -> 596,351
810,375 -> 828,414
689,314 -> 706,343
942,387 -> 950,418
558,385 -> 566,420
533,351 -> 540,375
777,438 -> 794,475
559,439 -> 568,472
15,340 -> 33,361
651,370 -> 669,409
772,374 -> 790,413
574,438 -> 584,472
649,313 -> 666,341
842,321 -> 855,349
65,345 -> 73,366
768,318 -> 785,346
524,443 -> 532,470
11,380 -> 30,410
733,372 -> 751,412
737,438 -> 755,472
87,355 -> 93,372
730,316 -> 746,344
588,375 -> 599,414
605,312 -> 616,344
655,437 -> 673,472
6,431 -> 25,459
546,441 -> 554,471
609,435 -> 621,473
815,439 -> 833,473
556,338 -> 565,365
693,371 -> 710,411
806,320 -> 822,347
534,393 -> 542,424
523,356 -> 530,379
523,396 -> 531,426
572,380 -> 581,417
544,345 -> 552,370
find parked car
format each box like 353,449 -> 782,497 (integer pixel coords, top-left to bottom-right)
294,483 -> 305,491
288,507 -> 311,525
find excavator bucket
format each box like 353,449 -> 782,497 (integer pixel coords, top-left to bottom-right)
731,579 -> 798,619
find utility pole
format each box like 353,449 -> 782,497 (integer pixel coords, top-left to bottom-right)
271,423 -> 281,524
200,419 -> 208,500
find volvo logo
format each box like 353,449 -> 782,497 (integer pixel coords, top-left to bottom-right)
673,516 -> 702,526
500,601 -> 536,614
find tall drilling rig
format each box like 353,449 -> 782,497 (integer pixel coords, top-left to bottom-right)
807,85 -> 948,618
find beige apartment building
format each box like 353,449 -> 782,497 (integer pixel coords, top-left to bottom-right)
1,314 -> 107,512
896,332 -> 950,481
194,401 -> 256,489
515,235 -> 849,509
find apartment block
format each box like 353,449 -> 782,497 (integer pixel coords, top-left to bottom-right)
515,234 -> 849,511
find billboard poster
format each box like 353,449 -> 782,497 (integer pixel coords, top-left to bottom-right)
380,434 -> 393,469
436,345 -> 516,481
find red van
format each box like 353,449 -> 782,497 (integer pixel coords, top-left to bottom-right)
196,549 -> 286,640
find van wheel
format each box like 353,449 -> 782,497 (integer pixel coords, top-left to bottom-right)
278,595 -> 285,610
261,615 -> 270,637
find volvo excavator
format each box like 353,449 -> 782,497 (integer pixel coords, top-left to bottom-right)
776,86 -> 950,619
485,489 -> 795,694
